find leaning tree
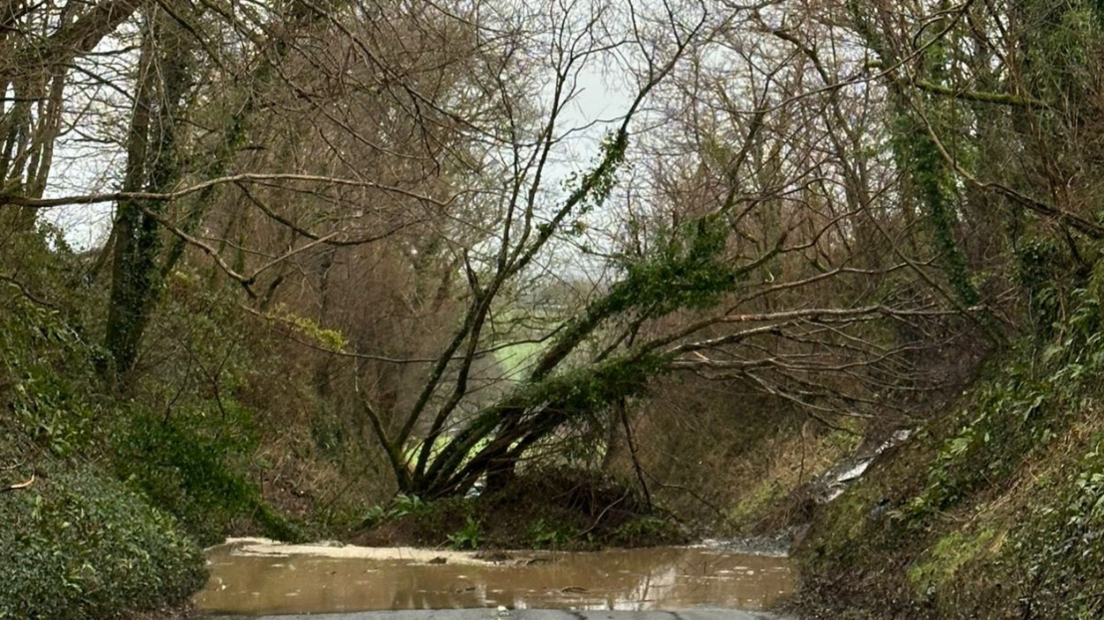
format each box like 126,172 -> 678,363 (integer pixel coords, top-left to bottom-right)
1,0 -> 987,499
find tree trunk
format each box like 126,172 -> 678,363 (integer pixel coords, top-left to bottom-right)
102,9 -> 190,385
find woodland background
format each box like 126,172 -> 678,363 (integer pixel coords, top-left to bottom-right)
3,0 -> 1104,617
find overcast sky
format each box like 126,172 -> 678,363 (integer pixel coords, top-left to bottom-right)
43,55 -> 633,255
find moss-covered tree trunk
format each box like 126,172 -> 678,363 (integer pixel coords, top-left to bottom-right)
103,9 -> 191,384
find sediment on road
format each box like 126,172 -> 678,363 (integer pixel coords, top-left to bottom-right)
202,606 -> 782,620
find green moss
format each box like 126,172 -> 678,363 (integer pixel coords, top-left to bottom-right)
728,480 -> 786,524
274,306 -> 349,352
800,474 -> 885,573
907,529 -> 999,596
725,428 -> 861,533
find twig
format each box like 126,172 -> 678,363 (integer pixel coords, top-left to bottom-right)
576,493 -> 628,538
0,474 -> 35,493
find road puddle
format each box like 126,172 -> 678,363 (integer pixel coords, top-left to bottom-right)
196,538 -> 795,615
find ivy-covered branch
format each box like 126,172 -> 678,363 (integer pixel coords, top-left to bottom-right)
905,78 -> 1051,109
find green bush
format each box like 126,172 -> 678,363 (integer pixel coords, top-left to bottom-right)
910,277 -> 1104,518
447,515 -> 482,550
0,464 -> 207,620
529,518 -> 577,548
1,292 -> 101,458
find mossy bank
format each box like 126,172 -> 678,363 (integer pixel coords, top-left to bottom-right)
793,267 -> 1104,619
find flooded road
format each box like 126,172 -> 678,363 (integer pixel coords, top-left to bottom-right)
203,610 -> 781,620
196,539 -> 795,616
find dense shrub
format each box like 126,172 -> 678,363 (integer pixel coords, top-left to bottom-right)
0,464 -> 207,619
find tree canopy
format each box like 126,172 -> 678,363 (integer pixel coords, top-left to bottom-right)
5,0 -> 1103,502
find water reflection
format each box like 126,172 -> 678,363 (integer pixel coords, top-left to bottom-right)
196,540 -> 794,615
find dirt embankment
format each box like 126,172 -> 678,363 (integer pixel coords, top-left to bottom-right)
352,468 -> 687,550
789,331 -> 1104,619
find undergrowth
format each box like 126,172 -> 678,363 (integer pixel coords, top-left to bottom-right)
355,467 -> 686,549
0,237 -> 303,617
798,259 -> 1104,618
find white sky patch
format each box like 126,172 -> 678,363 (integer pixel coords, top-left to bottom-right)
41,140 -> 119,250
39,24 -> 137,251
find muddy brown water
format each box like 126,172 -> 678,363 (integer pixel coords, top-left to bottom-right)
196,539 -> 795,616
